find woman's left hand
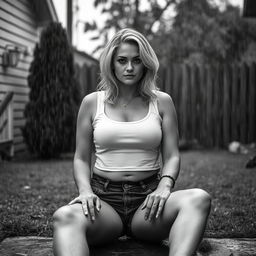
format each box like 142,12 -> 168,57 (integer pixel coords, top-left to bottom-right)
141,185 -> 171,221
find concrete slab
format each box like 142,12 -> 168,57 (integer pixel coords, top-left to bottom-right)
0,236 -> 255,256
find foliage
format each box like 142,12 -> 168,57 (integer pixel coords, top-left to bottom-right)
83,0 -> 256,64
22,22 -> 80,158
159,0 -> 256,64
84,0 -> 176,53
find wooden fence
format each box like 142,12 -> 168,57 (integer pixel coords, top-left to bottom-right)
158,63 -> 256,147
76,62 -> 256,148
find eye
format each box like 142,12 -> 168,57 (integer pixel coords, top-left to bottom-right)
133,58 -> 142,64
117,58 -> 126,64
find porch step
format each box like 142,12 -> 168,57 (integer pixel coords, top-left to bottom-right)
0,236 -> 255,256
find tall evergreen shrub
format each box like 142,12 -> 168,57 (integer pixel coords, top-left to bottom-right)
23,22 -> 80,158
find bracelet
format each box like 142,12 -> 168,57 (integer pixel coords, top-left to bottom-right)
160,175 -> 176,188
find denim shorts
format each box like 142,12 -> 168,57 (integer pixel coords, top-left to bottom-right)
91,172 -> 160,236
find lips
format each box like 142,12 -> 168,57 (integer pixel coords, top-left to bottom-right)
124,75 -> 135,78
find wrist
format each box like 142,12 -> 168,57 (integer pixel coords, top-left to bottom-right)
158,179 -> 172,190
79,187 -> 93,195
159,175 -> 176,188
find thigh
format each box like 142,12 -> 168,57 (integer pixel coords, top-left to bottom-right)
68,200 -> 123,245
130,188 -> 200,242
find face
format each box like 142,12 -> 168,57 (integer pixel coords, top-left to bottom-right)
113,42 -> 145,86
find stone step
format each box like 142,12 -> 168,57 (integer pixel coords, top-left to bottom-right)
0,236 -> 256,256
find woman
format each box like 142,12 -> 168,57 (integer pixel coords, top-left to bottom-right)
53,28 -> 211,256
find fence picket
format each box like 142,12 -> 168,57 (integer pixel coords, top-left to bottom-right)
181,64 -> 189,140
190,65 -> 197,141
223,64 -> 231,146
231,63 -> 239,141
240,63 -> 248,143
216,64 -> 223,147
248,63 -> 256,142
198,65 -> 206,144
165,66 -> 172,96
172,64 -> 181,134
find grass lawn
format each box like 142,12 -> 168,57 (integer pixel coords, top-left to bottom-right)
0,150 -> 255,242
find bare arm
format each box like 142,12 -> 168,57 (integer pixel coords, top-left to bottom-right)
73,94 -> 94,194
158,91 -> 180,189
69,92 -> 100,220
142,91 -> 180,220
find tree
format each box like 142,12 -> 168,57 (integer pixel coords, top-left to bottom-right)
84,0 -> 176,54
84,0 -> 256,64
23,22 -> 80,158
154,0 -> 256,64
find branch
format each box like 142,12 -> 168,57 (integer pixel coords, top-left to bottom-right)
146,0 -> 177,34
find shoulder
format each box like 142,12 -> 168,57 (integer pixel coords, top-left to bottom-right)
78,91 -> 98,120
154,90 -> 172,102
154,90 -> 175,115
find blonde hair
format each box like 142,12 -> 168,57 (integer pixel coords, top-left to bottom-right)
98,28 -> 159,103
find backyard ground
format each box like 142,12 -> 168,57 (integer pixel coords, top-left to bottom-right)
0,149 -> 255,242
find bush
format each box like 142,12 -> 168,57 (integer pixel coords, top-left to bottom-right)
23,22 -> 81,158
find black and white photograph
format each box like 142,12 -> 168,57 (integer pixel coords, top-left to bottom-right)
0,0 -> 256,255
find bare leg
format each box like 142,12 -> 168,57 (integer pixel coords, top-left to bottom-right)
53,201 -> 123,256
131,188 -> 211,256
168,189 -> 211,256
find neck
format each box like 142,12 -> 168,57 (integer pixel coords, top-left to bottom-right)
118,84 -> 139,100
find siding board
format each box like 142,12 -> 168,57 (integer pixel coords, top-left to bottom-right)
0,84 -> 29,94
13,118 -> 25,128
0,18 -> 37,40
5,0 -> 36,19
18,0 -> 31,8
0,9 -> 37,33
0,66 -> 30,79
14,110 -> 24,119
13,102 -> 27,111
0,27 -> 36,45
14,134 -> 24,144
0,93 -> 29,103
0,74 -> 27,86
14,127 -> 22,137
14,142 -> 26,152
0,1 -> 36,26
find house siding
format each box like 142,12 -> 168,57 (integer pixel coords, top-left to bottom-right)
1,0 -> 98,156
0,0 -> 38,154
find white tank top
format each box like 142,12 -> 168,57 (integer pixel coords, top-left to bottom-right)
92,91 -> 162,171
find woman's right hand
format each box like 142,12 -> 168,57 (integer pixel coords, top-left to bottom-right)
68,191 -> 101,221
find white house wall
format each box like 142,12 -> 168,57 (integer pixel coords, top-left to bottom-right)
0,0 -> 38,154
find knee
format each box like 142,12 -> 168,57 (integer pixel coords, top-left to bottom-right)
53,205 -> 86,229
187,189 -> 211,213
